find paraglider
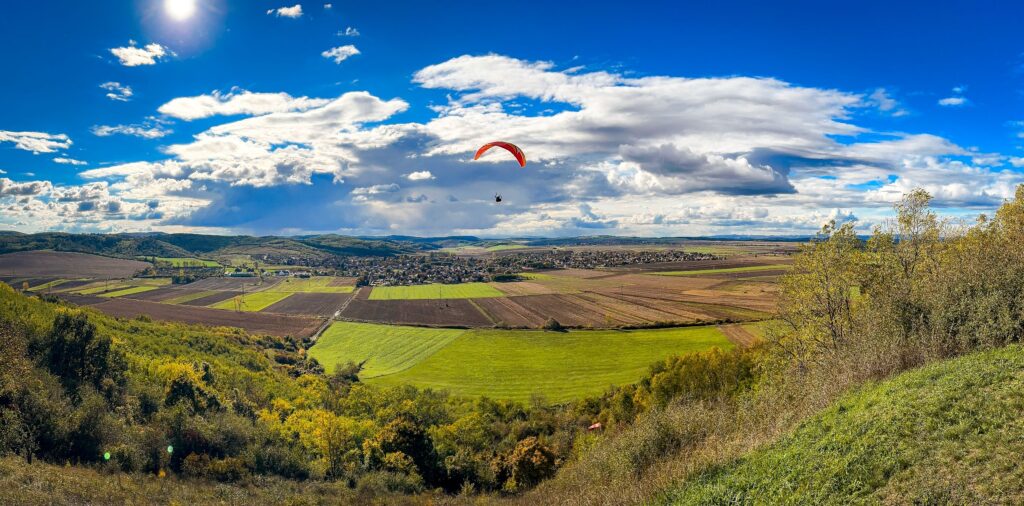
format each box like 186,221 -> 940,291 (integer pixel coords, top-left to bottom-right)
474,141 -> 525,203
474,141 -> 526,167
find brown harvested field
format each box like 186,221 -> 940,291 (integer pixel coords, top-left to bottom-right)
490,281 -> 560,296
607,256 -> 791,274
598,273 -> 725,291
328,277 -> 358,287
2,277 -> 58,289
675,269 -> 789,280
183,277 -> 282,291
508,294 -> 622,327
262,292 -> 352,316
123,287 -> 201,302
56,293 -> 108,306
46,279 -> 97,292
471,297 -> 549,327
0,251 -> 149,278
181,291 -> 241,307
83,298 -> 322,337
340,298 -> 493,327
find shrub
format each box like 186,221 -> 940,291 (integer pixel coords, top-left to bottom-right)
542,318 -> 564,332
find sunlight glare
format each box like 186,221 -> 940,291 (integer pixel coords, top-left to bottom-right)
165,0 -> 196,21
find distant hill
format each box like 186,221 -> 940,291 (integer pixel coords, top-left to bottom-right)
0,232 -> 415,259
0,231 -> 804,261
0,232 -> 190,258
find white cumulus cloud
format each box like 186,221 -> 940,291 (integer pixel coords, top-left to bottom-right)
53,157 -> 87,166
91,124 -> 171,139
405,171 -> 434,181
0,131 -> 72,154
267,4 -> 303,17
109,42 -> 170,66
100,82 -> 133,101
158,90 -> 331,121
322,45 -> 360,63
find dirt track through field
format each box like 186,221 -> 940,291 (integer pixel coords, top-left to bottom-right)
717,323 -> 759,347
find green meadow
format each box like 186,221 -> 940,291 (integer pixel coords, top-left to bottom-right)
368,282 -> 504,300
309,322 -> 466,378
209,290 -> 294,312
274,276 -> 354,293
311,321 -> 732,403
486,244 -> 528,251
97,285 -> 160,298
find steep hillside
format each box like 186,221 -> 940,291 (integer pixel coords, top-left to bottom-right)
663,344 -> 1024,505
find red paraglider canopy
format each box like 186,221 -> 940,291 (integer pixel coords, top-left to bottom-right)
474,141 -> 526,167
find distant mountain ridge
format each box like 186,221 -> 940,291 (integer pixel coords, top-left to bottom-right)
0,231 -> 809,261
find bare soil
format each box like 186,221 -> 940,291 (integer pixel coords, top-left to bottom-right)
262,293 -> 353,316
83,297 -> 322,337
0,251 -> 149,278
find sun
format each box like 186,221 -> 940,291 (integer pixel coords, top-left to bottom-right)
164,0 -> 196,21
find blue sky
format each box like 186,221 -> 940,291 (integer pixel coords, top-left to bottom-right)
1,0 -> 1022,236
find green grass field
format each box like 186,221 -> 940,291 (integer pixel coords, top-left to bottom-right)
311,322 -> 732,403
274,276 -> 354,293
309,322 -> 466,377
368,282 -> 504,300
654,264 -> 788,276
97,285 -> 161,298
486,244 -> 528,251
209,291 -> 294,312
75,282 -> 133,295
27,279 -> 74,291
663,344 -> 1024,505
519,272 -> 553,280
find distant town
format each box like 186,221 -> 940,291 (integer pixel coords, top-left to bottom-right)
258,249 -> 720,286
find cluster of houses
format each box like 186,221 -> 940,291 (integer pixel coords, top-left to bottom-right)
206,248 -> 721,286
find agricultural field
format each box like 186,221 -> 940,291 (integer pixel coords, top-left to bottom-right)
312,321 -> 733,403
0,251 -> 149,278
486,244 -> 528,251
334,259 -> 786,328
26,278 -> 83,291
368,282 -> 504,300
262,292 -> 352,316
209,290 -> 294,312
140,256 -> 221,267
97,285 -> 161,298
73,296 -> 323,337
653,264 -> 790,276
310,322 -> 466,377
273,276 -> 354,293
1,247 -> 787,331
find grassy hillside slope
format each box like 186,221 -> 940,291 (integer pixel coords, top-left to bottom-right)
663,344 -> 1024,505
